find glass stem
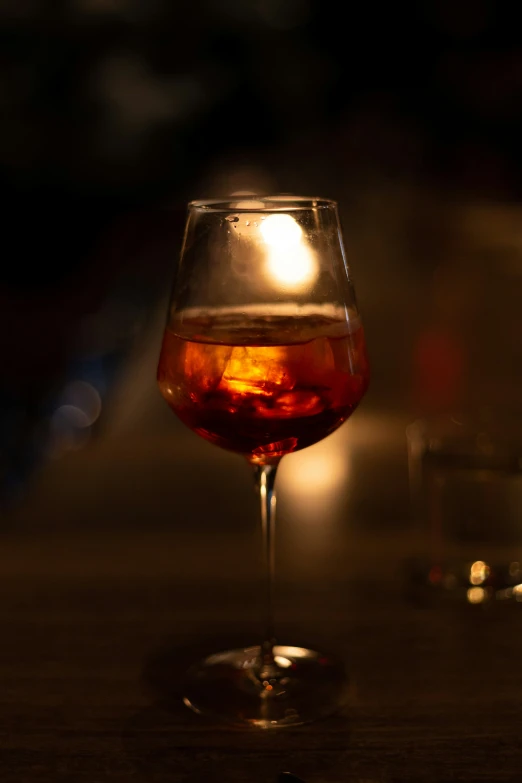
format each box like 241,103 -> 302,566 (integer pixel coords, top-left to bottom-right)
253,463 -> 278,673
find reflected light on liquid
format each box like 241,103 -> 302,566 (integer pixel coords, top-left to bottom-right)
260,214 -> 317,289
470,560 -> 490,585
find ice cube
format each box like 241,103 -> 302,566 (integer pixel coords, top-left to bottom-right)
184,342 -> 233,393
220,346 -> 295,395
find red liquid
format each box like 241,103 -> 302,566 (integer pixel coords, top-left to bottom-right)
157,313 -> 369,464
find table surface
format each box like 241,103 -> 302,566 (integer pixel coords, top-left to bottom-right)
2,390 -> 522,783
3,193 -> 522,782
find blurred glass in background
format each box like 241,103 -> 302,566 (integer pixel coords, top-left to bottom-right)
407,413 -> 522,605
404,198 -> 522,603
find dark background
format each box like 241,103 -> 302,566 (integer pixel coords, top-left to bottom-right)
1,0 -> 522,507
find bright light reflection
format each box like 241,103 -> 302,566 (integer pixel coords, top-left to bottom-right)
261,213 -> 302,247
279,646 -> 314,659
274,655 -> 292,668
261,214 -> 317,288
232,199 -> 266,209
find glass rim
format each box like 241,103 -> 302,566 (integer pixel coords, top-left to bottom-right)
188,195 -> 337,213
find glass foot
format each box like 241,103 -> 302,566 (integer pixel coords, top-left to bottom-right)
182,644 -> 346,728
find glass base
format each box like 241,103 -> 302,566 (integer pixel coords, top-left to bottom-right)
181,644 -> 346,728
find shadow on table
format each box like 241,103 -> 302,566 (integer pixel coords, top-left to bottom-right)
142,632 -> 257,707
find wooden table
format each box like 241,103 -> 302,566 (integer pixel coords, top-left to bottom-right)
1,392 -> 522,783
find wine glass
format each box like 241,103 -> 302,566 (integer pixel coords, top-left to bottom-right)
157,196 -> 369,727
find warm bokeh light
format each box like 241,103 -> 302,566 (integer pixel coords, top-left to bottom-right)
513,584 -> 522,601
261,214 -> 317,288
280,437 -> 350,524
261,214 -> 303,248
283,441 -> 348,499
280,646 -> 315,659
273,655 -> 292,668
470,560 -> 490,585
467,586 -> 486,604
